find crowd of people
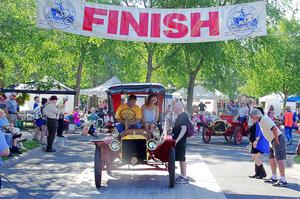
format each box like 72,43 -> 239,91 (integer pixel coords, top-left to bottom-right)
0,92 -> 299,189
185,98 -> 299,187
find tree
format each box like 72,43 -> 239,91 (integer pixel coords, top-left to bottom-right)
239,19 -> 300,110
153,0 -> 256,115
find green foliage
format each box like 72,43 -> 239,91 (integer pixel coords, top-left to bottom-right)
0,0 -> 299,109
239,19 -> 300,100
22,140 -> 40,152
294,155 -> 300,164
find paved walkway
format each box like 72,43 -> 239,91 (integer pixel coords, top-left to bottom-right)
1,132 -> 299,199
51,151 -> 226,199
1,134 -> 226,199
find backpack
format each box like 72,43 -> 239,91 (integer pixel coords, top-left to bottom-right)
186,117 -> 195,138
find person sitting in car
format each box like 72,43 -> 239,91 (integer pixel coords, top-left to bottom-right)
236,101 -> 249,123
141,93 -> 159,133
115,94 -> 142,133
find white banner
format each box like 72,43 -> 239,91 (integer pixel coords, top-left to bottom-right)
36,0 -> 267,43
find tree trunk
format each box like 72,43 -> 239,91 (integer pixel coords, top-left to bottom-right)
280,90 -> 289,114
146,50 -> 153,83
90,70 -> 98,108
297,140 -> 300,156
186,72 -> 197,116
0,59 -> 5,88
74,61 -> 84,108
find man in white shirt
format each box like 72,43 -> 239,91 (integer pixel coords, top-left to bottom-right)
43,96 -> 59,152
250,108 -> 287,187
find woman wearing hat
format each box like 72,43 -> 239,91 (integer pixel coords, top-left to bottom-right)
43,96 -> 59,152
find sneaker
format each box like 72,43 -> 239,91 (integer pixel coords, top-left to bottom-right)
176,176 -> 189,184
176,175 -> 183,181
273,180 -> 287,187
264,178 -> 278,184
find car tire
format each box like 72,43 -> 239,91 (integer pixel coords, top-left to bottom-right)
202,128 -> 211,144
168,147 -> 175,188
234,126 -> 243,145
94,146 -> 102,188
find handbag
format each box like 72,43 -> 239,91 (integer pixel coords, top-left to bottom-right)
255,124 -> 270,154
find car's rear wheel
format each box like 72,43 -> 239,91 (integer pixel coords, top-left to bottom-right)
234,126 -> 243,145
94,146 -> 102,188
168,147 -> 175,188
202,128 -> 212,144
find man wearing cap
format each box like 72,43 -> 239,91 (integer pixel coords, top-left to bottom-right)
43,96 -> 59,152
115,94 -> 142,133
250,108 -> 287,187
6,93 -> 18,126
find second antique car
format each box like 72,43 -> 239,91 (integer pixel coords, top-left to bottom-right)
202,115 -> 249,145
91,83 -> 176,188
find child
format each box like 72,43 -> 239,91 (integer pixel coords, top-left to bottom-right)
73,107 -> 81,127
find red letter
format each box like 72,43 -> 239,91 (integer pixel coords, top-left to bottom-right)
191,12 -> 219,37
120,11 -> 149,37
151,14 -> 161,38
163,13 -> 188,38
107,10 -> 119,34
83,7 -> 107,31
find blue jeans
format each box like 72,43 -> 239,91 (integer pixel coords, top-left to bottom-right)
285,127 -> 293,141
116,122 -> 142,133
238,116 -> 247,123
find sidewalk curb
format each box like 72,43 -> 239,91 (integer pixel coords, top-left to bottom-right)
2,146 -> 44,168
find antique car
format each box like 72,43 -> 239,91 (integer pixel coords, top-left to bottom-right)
91,83 -> 176,188
202,115 -> 249,145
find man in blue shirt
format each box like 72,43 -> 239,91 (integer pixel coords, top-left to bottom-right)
6,93 -> 18,126
0,130 -> 10,189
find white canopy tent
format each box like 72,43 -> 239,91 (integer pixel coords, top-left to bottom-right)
173,85 -> 226,100
173,85 -> 227,113
11,77 -> 76,113
259,93 -> 297,117
80,77 -> 122,97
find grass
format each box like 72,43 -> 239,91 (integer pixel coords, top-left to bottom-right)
294,156 -> 300,164
2,140 -> 41,161
22,140 -> 40,152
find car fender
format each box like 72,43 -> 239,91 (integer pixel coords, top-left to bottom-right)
154,135 -> 175,162
92,137 -> 119,163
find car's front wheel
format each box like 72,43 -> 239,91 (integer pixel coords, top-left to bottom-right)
168,147 -> 175,188
94,146 -> 102,188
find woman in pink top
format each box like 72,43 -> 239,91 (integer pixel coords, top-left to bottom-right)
73,107 -> 81,126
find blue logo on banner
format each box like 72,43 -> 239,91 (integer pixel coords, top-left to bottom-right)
228,5 -> 258,37
44,0 -> 75,29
